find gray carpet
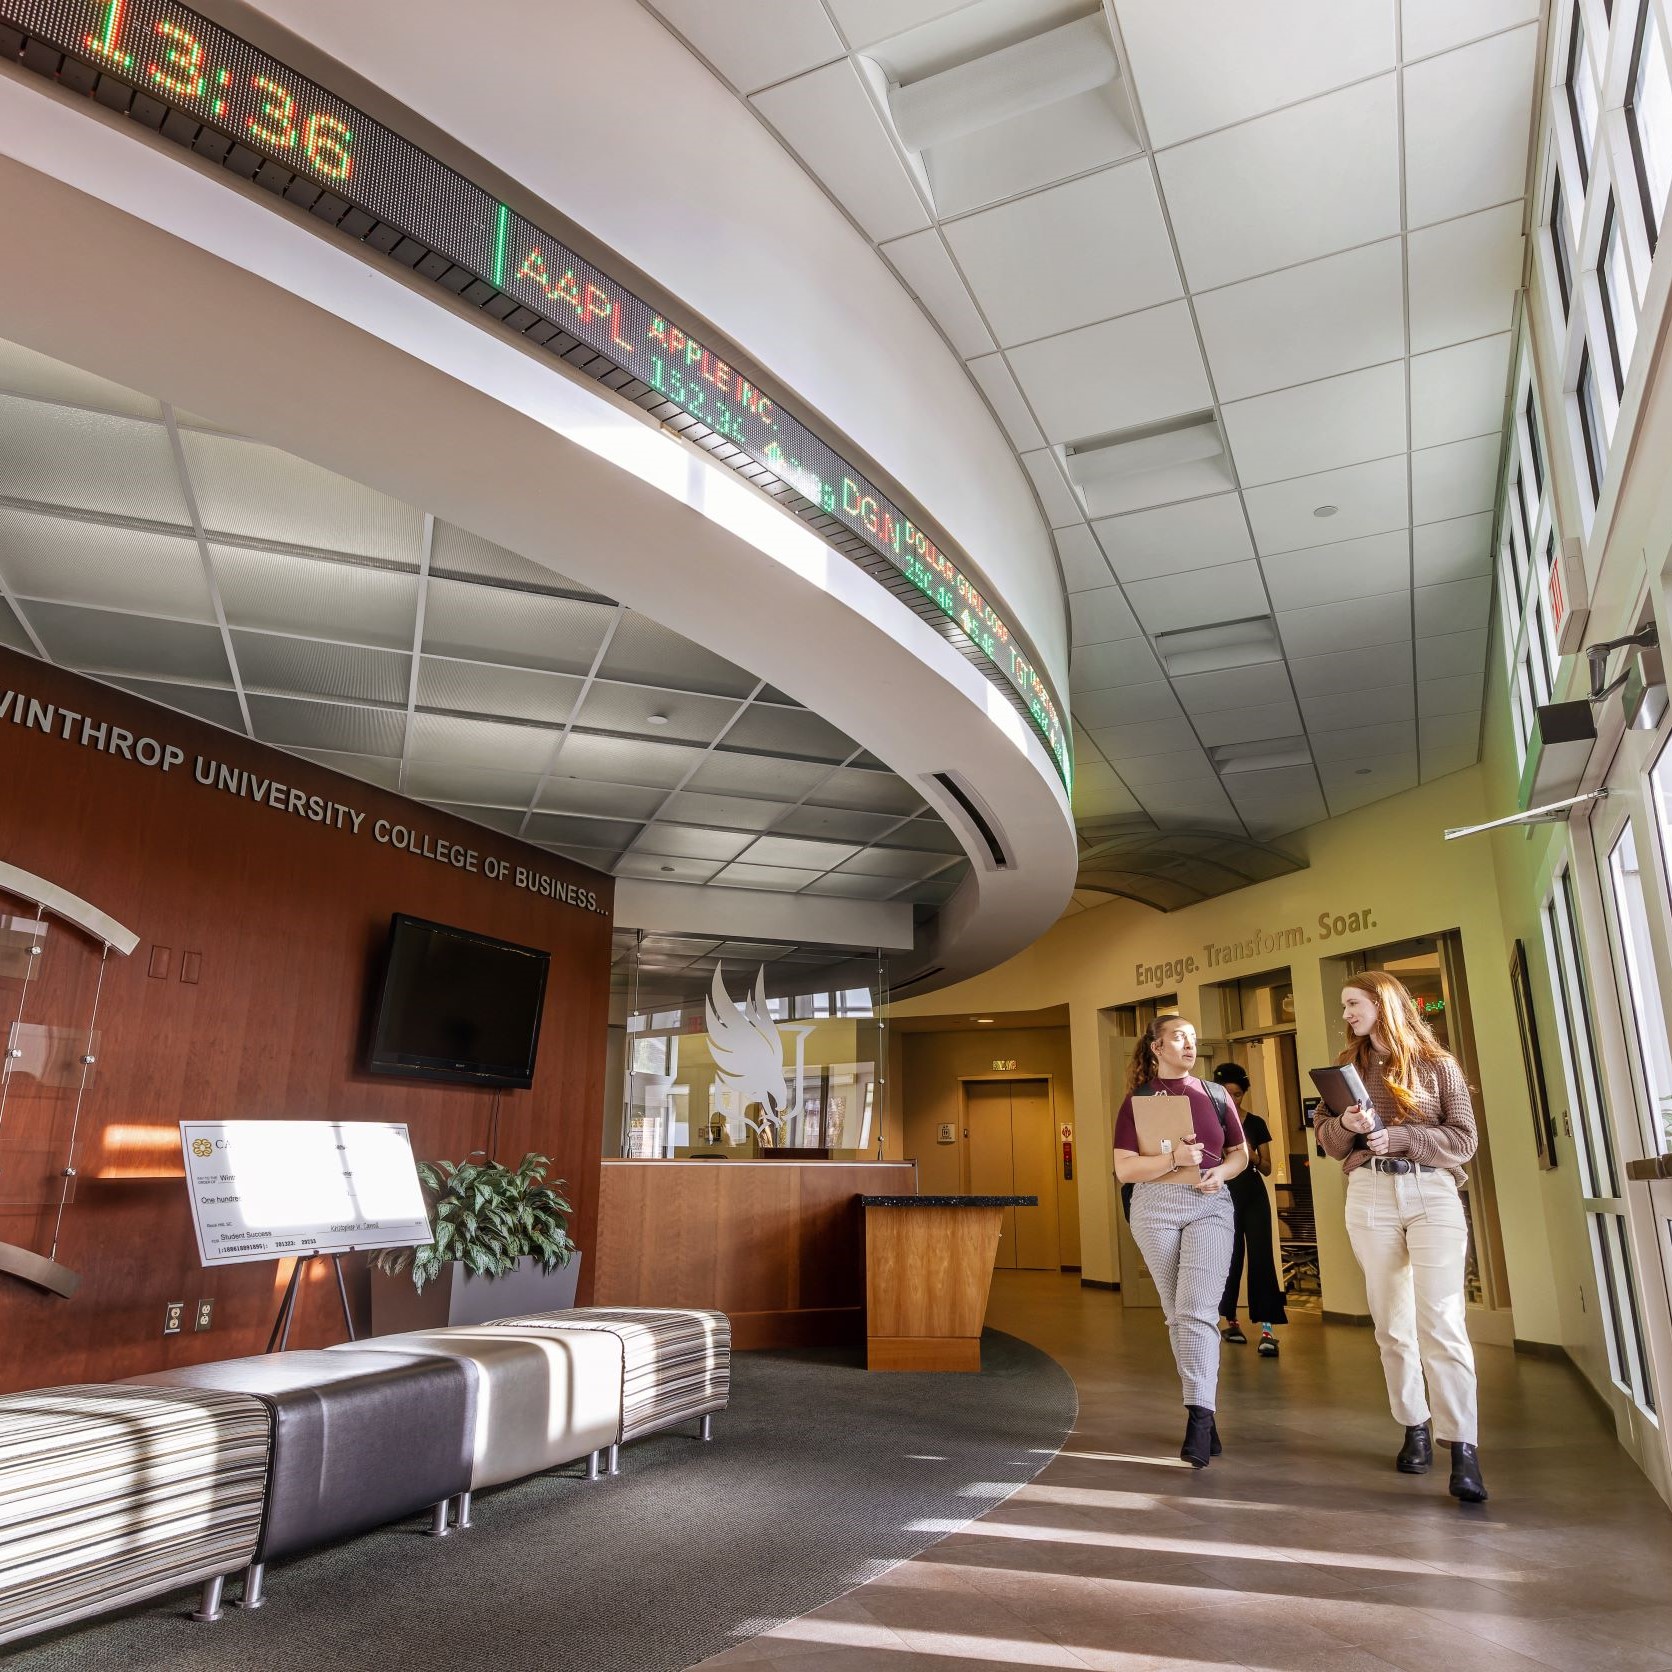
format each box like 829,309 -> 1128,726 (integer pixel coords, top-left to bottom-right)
6,1329 -> 1075,1672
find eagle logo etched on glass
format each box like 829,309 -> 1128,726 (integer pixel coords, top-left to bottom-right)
705,964 -> 788,1145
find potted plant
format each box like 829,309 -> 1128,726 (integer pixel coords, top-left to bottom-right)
368,1152 -> 581,1334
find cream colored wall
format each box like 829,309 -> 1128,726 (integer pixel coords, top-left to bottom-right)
892,768 -> 1569,1335
899,1026 -> 1080,1267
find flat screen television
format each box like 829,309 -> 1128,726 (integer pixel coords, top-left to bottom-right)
366,914 -> 550,1088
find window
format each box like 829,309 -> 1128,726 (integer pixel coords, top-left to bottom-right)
1543,870 -> 1620,1200
1578,345 -> 1607,499
1599,198 -> 1639,394
1551,177 -> 1576,315
1568,5 -> 1600,185
1525,386 -> 1546,496
1627,2 -> 1672,246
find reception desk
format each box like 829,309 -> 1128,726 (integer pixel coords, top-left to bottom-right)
862,1195 -> 1037,1371
594,1159 -> 915,1349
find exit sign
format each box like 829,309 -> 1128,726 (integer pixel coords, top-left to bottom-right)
992,1059 -> 1017,1071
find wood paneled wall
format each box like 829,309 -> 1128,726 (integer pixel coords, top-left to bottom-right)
0,649 -> 612,1390
594,1159 -> 916,1348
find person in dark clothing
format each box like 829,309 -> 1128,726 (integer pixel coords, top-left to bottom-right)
1213,1062 -> 1287,1357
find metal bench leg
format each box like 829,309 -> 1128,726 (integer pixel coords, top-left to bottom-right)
429,1501 -> 451,1537
192,1575 -> 225,1623
238,1562 -> 266,1611
700,1413 -> 714,1442
454,1491 -> 472,1530
586,1449 -> 601,1481
607,1442 -> 621,1476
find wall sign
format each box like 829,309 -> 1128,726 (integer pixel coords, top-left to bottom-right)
180,1119 -> 430,1266
992,1058 -> 1017,1071
0,0 -> 1071,792
1133,906 -> 1381,989
0,678 -> 604,911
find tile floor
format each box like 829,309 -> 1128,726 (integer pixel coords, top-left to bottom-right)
690,1271 -> 1672,1671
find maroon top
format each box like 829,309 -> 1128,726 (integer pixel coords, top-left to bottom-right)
1113,1076 -> 1245,1168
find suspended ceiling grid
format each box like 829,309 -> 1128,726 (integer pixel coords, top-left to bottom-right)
643,0 -> 1541,879
0,336 -> 974,913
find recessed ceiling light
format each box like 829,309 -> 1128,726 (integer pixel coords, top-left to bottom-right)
1313,504 -> 1339,518
646,713 -> 670,726
973,1016 -> 995,1023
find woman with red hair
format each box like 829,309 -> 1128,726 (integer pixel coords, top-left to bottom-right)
1317,970 -> 1486,1504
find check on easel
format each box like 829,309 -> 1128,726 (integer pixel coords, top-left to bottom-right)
1132,1095 -> 1203,1185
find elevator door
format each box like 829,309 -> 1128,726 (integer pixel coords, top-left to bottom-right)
963,1079 -> 1059,1270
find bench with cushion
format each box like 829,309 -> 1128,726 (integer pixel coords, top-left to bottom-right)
128,1348 -> 474,1609
0,1382 -> 269,1643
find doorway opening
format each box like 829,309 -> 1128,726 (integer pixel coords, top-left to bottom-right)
961,1078 -> 1059,1271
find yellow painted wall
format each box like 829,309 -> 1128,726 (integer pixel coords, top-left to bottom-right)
899,1026 -> 1080,1267
890,767 -> 1571,1339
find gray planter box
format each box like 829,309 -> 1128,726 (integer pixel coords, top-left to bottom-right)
369,1251 -> 582,1336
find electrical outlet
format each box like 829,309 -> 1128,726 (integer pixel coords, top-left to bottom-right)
194,1298 -> 214,1331
163,1300 -> 185,1335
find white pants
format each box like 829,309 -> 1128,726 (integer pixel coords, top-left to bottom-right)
1344,1166 -> 1478,1445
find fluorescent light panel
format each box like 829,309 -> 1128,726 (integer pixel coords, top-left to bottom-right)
1209,736 -> 1313,773
1154,616 -> 1283,677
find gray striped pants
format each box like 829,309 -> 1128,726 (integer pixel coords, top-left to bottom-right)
1130,1182 -> 1236,1409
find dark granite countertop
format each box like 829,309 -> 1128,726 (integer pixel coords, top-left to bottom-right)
859,1194 -> 1039,1208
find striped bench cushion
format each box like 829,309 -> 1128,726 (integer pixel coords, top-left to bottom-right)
0,1383 -> 269,1647
483,1308 -> 730,1444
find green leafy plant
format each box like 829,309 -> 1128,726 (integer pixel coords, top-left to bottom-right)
372,1152 -> 575,1293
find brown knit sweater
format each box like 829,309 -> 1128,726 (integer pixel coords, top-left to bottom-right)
1315,1052 -> 1478,1183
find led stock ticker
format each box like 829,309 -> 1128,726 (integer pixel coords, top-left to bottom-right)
3,0 -> 1070,790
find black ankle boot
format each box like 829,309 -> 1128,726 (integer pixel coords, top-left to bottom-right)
1396,1422 -> 1432,1474
1181,1405 -> 1214,1468
1210,1416 -> 1222,1457
1449,1442 -> 1488,1503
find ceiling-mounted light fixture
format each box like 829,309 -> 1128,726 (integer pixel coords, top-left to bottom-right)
646,713 -> 671,727
1061,413 -> 1229,518
888,14 -> 1119,152
1313,504 -> 1339,519
1154,616 -> 1283,678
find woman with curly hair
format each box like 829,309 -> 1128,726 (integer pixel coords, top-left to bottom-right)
1112,1016 -> 1247,1467
1316,970 -> 1487,1504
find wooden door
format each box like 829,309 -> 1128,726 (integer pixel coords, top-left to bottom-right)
962,1079 -> 1059,1271
964,1081 -> 1017,1266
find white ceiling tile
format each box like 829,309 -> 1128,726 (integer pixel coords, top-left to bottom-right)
1156,77 -> 1401,291
944,161 -> 1180,345
1118,0 -> 1396,150
1301,680 -> 1415,730
751,61 -> 930,242
1321,751 -> 1419,812
1411,434 -> 1502,524
1071,585 -> 1141,645
1125,560 -> 1269,634
1418,672 -> 1486,716
1290,640 -> 1413,695
1261,529 -> 1410,612
647,0 -> 843,93
1056,524 -> 1114,591
883,229 -> 997,357
1244,455 -> 1410,555
1070,636 -> 1164,692
1412,512 -> 1494,585
1131,778 -> 1242,828
0,511 -> 213,621
1118,749 -> 1224,787
1421,739 -> 1482,780
1194,700 -> 1304,746
1416,628 -> 1489,679
1076,681 -> 1182,729
969,354 -> 1046,450
1408,203 -> 1526,354
1021,448 -> 1085,525
1278,594 -> 1412,660
1312,720 -> 1418,760
1007,302 -> 1211,443
1419,709 -> 1483,751
1413,576 -> 1492,636
1402,26 -> 1540,229
1221,361 -> 1407,488
1089,715 -> 1200,758
1241,787 -> 1330,837
1173,660 -> 1295,713
1410,334 -> 1513,450
1400,0 -> 1539,59
824,0 -> 965,49
1194,239 -> 1406,402
1093,493 -> 1254,582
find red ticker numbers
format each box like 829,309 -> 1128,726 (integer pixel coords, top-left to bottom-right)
82,1 -> 353,182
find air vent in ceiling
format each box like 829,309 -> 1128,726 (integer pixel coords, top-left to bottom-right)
1061,413 -> 1232,519
931,771 -> 1009,869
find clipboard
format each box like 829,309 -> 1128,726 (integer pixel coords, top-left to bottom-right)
1308,1064 -> 1380,1127
1133,1094 -> 1202,1185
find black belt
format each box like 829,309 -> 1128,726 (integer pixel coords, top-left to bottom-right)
1370,1158 -> 1438,1175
